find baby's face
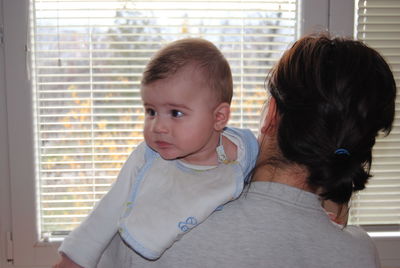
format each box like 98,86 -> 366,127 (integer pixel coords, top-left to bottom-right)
141,63 -> 221,165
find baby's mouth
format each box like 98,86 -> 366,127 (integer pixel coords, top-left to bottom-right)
155,141 -> 172,148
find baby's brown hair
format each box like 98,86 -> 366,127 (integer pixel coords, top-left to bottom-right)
141,38 -> 233,104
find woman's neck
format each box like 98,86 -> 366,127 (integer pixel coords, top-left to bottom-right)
252,162 -> 313,191
253,135 -> 315,193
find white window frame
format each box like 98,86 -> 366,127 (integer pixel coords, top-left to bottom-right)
0,0 -> 399,267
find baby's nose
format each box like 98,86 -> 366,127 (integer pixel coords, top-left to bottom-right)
152,117 -> 168,133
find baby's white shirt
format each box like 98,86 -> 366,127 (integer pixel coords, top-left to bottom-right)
59,127 -> 258,268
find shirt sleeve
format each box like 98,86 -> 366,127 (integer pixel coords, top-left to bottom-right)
58,142 -> 147,268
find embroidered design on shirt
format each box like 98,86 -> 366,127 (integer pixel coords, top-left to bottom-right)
178,216 -> 198,232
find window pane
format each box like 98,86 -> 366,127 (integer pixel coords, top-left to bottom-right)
30,0 -> 298,239
349,0 -> 400,226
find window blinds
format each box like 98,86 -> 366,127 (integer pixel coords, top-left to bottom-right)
349,0 -> 400,226
30,0 -> 297,239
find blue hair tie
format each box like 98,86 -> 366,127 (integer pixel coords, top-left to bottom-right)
334,148 -> 350,156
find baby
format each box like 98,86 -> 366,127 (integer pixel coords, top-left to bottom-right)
56,38 -> 258,268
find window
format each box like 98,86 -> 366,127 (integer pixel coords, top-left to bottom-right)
5,0 -> 305,266
348,0 -> 400,227
30,0 -> 297,240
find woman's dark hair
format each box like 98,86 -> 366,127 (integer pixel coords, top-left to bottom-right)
267,33 -> 397,203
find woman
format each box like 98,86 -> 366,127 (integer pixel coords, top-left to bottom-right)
60,33 -> 397,268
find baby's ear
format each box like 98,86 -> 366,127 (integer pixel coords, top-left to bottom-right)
213,102 -> 230,131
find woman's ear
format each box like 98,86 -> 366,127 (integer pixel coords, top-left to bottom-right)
260,97 -> 278,135
213,102 -> 230,131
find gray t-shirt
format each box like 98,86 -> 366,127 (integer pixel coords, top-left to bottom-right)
98,181 -> 380,268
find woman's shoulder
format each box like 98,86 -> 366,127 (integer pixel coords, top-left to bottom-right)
342,225 -> 378,250
334,225 -> 380,267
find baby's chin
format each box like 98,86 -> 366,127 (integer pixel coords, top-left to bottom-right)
147,143 -> 192,162
160,153 -> 192,163
160,154 -> 178,161
154,149 -> 182,161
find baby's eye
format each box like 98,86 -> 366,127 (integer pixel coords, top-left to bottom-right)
145,108 -> 156,116
171,110 -> 184,118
